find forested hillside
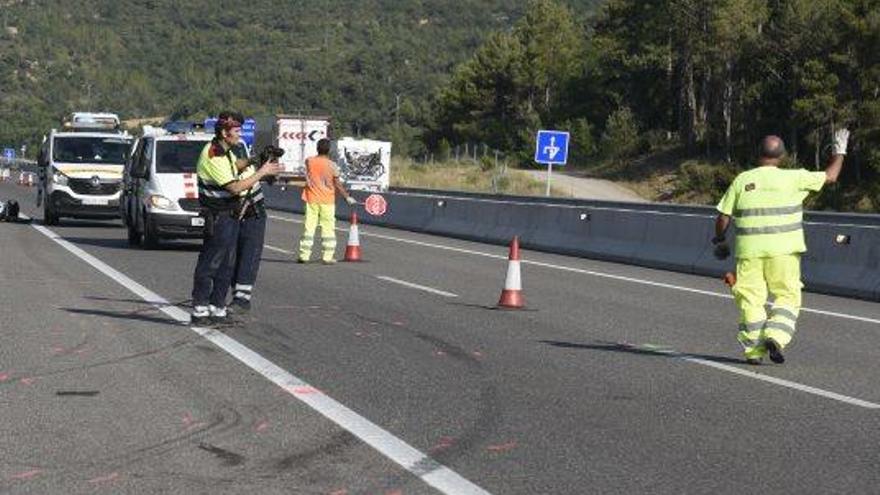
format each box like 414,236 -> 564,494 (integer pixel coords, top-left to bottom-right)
430,0 -> 880,210
0,0 -> 597,152
3,0 -> 878,209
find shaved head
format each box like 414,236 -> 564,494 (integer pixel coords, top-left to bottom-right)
760,135 -> 786,160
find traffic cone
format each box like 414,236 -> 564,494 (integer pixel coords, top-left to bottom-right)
343,211 -> 362,262
498,236 -> 524,309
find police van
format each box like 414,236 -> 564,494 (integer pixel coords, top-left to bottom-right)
120,123 -> 215,248
37,112 -> 133,225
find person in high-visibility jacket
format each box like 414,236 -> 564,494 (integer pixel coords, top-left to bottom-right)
713,129 -> 849,364
297,138 -> 356,264
190,113 -> 281,325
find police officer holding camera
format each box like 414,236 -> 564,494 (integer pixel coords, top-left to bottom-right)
190,112 -> 282,325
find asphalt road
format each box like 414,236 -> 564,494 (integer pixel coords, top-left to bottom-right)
1,180 -> 879,495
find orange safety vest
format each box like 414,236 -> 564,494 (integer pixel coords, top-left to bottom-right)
301,156 -> 338,205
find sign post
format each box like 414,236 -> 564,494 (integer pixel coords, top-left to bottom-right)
534,130 -> 570,197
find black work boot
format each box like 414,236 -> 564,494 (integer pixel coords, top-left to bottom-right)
764,339 -> 785,364
230,297 -> 251,313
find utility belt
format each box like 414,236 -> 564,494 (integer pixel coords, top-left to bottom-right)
236,199 -> 265,220
199,203 -> 236,239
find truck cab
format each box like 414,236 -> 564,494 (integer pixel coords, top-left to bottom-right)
37,112 -> 132,225
120,124 -> 215,248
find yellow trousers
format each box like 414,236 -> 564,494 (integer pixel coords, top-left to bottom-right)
299,203 -> 337,262
732,254 -> 802,358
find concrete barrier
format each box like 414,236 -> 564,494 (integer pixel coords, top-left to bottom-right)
262,185 -> 880,302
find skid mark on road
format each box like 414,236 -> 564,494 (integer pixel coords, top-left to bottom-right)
29,221 -> 492,495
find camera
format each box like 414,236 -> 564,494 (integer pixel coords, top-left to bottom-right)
249,145 -> 285,185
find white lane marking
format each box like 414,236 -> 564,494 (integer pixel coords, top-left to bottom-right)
28,221 -> 491,495
265,244 -> 294,255
268,214 -> 880,326
636,345 -> 880,409
377,276 -> 458,298
682,356 -> 880,409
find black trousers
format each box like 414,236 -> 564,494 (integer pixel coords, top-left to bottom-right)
192,212 -> 239,308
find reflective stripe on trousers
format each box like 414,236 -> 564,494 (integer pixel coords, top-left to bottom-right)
299,202 -> 337,262
233,212 -> 266,299
731,253 -> 802,350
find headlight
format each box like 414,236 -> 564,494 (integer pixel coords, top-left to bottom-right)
148,194 -> 176,210
52,171 -> 68,186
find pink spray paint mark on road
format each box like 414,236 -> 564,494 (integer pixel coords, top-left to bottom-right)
0,372 -> 10,382
254,419 -> 270,433
19,377 -> 36,385
87,472 -> 120,484
9,469 -> 41,480
328,490 -> 348,495
429,436 -> 456,453
472,350 -> 484,358
386,490 -> 403,495
486,441 -> 517,453
287,385 -> 321,395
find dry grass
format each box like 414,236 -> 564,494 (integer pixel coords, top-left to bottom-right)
392,157 -> 568,197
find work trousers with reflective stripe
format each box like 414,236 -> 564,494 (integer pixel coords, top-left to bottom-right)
299,202 -> 337,262
732,254 -> 802,355
232,211 -> 266,301
192,212 -> 239,308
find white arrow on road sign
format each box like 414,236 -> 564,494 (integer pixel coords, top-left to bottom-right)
544,136 -> 560,161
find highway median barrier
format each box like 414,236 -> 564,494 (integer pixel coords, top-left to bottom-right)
261,185 -> 880,302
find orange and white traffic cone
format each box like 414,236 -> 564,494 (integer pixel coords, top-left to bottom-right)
343,211 -> 362,262
498,236 -> 524,309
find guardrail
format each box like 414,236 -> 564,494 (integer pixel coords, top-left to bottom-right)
261,186 -> 879,301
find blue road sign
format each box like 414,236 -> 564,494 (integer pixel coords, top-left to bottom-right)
204,117 -> 256,147
534,130 -> 570,165
3,148 -> 15,160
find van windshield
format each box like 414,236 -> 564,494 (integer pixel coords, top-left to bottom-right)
156,140 -> 207,173
53,136 -> 130,165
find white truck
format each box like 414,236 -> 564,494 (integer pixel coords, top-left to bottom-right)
252,114 -> 331,182
37,112 -> 133,225
332,137 -> 391,191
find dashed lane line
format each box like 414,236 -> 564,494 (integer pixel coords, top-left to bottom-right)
376,276 -> 458,298
268,213 -> 880,326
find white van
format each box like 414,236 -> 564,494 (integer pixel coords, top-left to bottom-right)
37,112 -> 133,224
120,126 -> 214,248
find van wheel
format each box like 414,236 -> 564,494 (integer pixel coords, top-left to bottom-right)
43,200 -> 59,226
142,213 -> 159,249
127,224 -> 142,246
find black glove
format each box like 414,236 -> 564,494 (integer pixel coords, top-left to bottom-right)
711,235 -> 730,260
713,243 -> 731,260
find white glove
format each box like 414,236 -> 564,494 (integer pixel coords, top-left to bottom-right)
832,128 -> 850,155
345,196 -> 357,206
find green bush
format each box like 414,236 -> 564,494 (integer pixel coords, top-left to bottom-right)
601,106 -> 640,161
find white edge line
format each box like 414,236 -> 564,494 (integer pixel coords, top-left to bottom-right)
377,276 -> 458,298
28,220 -> 491,495
268,214 -> 880,326
678,355 -> 880,409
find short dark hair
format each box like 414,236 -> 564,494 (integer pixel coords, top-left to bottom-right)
760,135 -> 786,159
317,138 -> 331,155
215,111 -> 242,139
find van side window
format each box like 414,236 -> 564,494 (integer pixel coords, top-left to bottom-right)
134,139 -> 151,177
